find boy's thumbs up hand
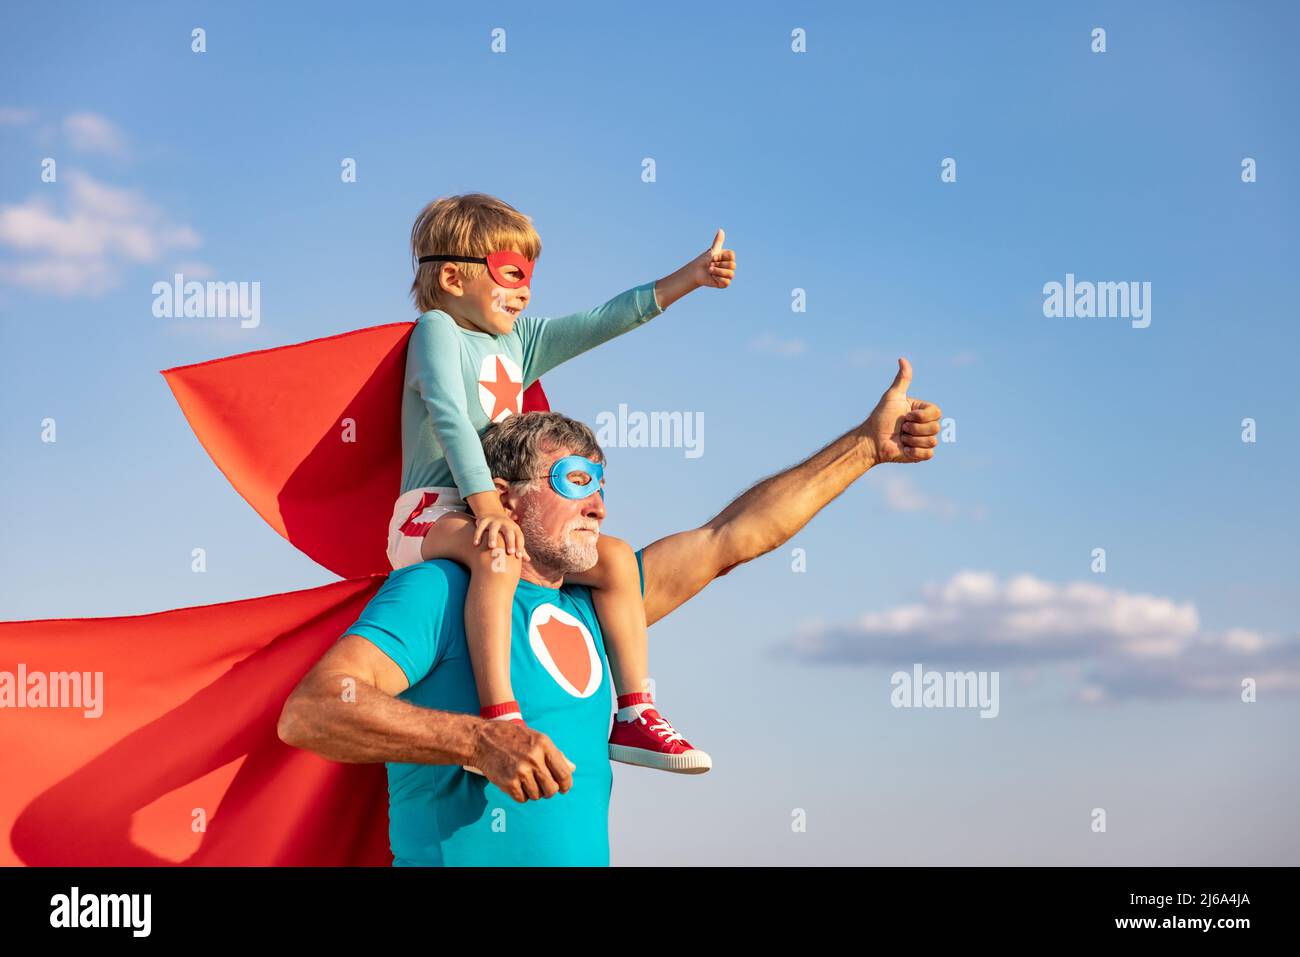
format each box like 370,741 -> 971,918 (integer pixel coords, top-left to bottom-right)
693,227 -> 736,289
656,228 -> 737,309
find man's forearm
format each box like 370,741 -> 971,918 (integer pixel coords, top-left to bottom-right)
641,421 -> 878,625
709,422 -> 876,562
643,358 -> 940,625
278,670 -> 480,766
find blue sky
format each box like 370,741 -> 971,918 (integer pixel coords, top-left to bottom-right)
2,0 -> 1298,864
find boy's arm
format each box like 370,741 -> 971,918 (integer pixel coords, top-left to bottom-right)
409,315 -> 498,502
518,229 -> 735,384
517,282 -> 663,385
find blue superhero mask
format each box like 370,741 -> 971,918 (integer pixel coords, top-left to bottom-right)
548,455 -> 605,500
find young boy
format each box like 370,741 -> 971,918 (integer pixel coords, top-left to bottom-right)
387,193 -> 735,773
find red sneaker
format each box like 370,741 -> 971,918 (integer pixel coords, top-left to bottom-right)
608,708 -> 712,774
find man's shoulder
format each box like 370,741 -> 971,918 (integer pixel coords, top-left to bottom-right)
559,548 -> 645,604
557,549 -> 645,603
384,559 -> 471,597
381,552 -> 642,609
557,581 -> 598,610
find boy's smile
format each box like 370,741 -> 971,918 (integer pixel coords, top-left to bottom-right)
471,277 -> 528,335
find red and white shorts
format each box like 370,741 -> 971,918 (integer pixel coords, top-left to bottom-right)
386,486 -> 469,570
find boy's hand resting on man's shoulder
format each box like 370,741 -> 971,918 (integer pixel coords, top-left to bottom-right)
474,513 -> 530,561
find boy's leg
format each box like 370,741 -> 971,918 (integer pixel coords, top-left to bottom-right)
572,536 -> 711,774
572,536 -> 649,699
420,512 -> 523,718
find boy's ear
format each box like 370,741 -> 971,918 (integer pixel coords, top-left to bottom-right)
438,263 -> 464,297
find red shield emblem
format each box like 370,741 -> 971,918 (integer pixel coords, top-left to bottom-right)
528,605 -> 600,697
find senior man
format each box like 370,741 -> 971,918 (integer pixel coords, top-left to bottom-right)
277,358 -> 942,865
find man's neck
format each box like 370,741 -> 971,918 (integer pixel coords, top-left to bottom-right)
519,558 -> 566,590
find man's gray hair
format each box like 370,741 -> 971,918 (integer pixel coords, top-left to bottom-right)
480,412 -> 604,492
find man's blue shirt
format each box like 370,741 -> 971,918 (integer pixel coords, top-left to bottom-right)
345,550 -> 645,866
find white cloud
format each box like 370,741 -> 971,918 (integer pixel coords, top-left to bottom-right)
879,474 -> 974,519
0,107 -> 37,125
0,170 -> 201,296
748,333 -> 805,356
880,474 -> 931,512
171,261 -> 216,281
63,112 -> 128,157
779,571 -> 1300,700
0,258 -> 116,296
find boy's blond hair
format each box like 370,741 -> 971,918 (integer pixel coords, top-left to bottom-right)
408,193 -> 542,313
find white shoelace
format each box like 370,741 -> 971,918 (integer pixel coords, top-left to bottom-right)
641,713 -> 685,745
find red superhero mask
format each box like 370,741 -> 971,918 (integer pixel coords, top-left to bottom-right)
418,250 -> 534,289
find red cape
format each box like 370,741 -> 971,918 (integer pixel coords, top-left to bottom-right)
159,321 -> 548,580
2,322 -> 550,866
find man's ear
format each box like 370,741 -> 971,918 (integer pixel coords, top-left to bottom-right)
492,476 -> 520,518
438,263 -> 464,298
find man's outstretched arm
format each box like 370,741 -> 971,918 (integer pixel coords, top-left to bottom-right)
640,358 -> 942,626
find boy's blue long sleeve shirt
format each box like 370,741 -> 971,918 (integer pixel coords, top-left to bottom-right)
400,281 -> 663,497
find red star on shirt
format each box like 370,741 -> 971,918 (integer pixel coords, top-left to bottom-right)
536,615 -> 591,692
479,356 -> 522,421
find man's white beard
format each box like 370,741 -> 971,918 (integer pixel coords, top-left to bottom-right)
518,507 -> 600,575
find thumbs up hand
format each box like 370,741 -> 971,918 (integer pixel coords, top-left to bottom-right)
861,358 -> 944,466
692,228 -> 736,289
654,229 -> 737,309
